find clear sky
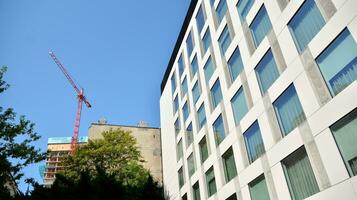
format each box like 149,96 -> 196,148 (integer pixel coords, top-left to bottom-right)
0,0 -> 190,191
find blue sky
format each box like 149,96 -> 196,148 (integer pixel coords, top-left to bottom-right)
0,0 -> 189,191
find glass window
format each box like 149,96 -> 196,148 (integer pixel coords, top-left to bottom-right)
228,48 -> 244,82
237,0 -> 254,20
196,6 -> 205,33
187,153 -> 196,177
226,194 -> 238,200
191,55 -> 199,77
255,50 -> 279,94
173,95 -> 179,114
204,57 -> 215,83
219,26 -> 232,54
182,77 -> 188,96
193,182 -> 201,200
187,32 -> 194,56
186,123 -> 193,147
216,0 -> 228,24
177,139 -> 183,161
182,194 -> 187,200
183,102 -> 189,122
273,85 -> 306,135
178,167 -> 185,188
192,81 -> 201,104
198,104 -> 207,129
231,87 -> 248,125
206,167 -> 217,197
249,175 -> 270,200
203,29 -> 211,53
213,115 -> 226,146
171,73 -> 177,94
331,109 -> 357,176
282,147 -> 319,200
289,0 -> 325,53
244,121 -> 265,163
316,29 -> 357,96
250,6 -> 272,47
175,118 -> 181,136
222,148 -> 237,182
199,136 -> 209,163
211,79 -> 223,108
178,54 -> 185,77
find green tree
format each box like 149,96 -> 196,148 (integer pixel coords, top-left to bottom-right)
61,129 -> 149,187
25,167 -> 164,200
0,66 -> 46,197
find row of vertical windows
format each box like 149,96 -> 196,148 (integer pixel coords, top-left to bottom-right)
171,0 -> 330,97
180,108 -> 357,199
177,28 -> 356,142
185,106 -> 357,199
176,85 -> 306,166
193,146 -> 319,200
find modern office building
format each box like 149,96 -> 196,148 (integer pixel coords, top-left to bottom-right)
43,136 -> 88,186
88,121 -> 163,183
159,0 -> 357,199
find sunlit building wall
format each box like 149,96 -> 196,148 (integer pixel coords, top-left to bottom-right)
159,0 -> 357,199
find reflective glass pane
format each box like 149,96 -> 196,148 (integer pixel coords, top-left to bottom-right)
289,0 -> 325,53
250,6 -> 272,47
273,85 -> 306,135
231,87 -> 248,125
316,29 -> 357,96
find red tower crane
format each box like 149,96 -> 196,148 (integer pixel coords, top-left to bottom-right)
49,51 -> 91,154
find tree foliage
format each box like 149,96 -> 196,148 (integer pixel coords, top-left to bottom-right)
21,167 -> 164,200
0,66 -> 46,196
61,129 -> 149,187
17,129 -> 165,199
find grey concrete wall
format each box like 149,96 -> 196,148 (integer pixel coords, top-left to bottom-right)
88,124 -> 162,183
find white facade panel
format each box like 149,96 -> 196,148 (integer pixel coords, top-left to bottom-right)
160,0 -> 357,199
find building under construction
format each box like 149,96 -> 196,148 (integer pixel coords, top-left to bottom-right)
43,136 -> 88,186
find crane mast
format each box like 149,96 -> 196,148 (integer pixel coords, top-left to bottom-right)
49,51 -> 91,154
